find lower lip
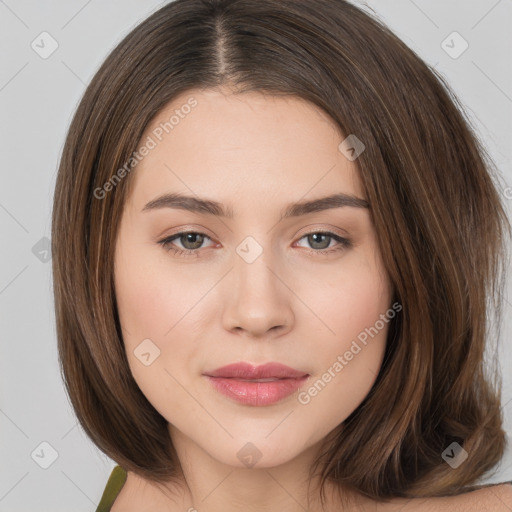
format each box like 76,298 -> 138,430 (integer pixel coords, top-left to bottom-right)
205,376 -> 309,406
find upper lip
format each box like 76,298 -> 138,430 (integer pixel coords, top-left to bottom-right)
204,362 -> 308,379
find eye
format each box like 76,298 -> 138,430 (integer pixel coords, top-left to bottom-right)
157,230 -> 351,257
157,231 -> 215,257
295,231 -> 352,255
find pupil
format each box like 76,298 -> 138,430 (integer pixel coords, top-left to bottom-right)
184,233 -> 203,249
310,233 -> 329,249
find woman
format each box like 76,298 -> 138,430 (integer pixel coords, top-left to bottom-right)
51,0 -> 512,510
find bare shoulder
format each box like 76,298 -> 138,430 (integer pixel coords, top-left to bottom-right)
445,482 -> 512,511
376,482 -> 512,511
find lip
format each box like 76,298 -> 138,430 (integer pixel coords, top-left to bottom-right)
203,362 -> 310,406
204,362 -> 308,379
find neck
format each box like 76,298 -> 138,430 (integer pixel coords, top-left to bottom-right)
150,425 -> 368,512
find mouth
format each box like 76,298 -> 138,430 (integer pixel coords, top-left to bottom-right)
203,362 -> 310,406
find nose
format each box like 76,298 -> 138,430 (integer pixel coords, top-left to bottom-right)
221,244 -> 295,338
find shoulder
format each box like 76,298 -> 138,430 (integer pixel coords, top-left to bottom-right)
423,482 -> 512,512
376,482 -> 512,511
455,481 -> 512,510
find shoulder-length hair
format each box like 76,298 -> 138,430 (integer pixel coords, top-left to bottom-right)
51,0 -> 511,502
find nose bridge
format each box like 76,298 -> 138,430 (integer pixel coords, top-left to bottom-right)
221,234 -> 294,336
235,237 -> 276,295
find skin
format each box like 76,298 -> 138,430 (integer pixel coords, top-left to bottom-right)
111,87 -> 512,511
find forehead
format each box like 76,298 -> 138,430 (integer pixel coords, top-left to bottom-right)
125,88 -> 365,212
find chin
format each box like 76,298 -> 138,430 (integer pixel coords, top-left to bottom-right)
204,435 -> 309,470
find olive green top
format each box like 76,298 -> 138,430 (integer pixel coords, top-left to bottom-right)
96,466 -> 127,512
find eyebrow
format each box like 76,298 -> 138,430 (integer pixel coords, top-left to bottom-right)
141,192 -> 369,218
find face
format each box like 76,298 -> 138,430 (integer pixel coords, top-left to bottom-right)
114,87 -> 394,469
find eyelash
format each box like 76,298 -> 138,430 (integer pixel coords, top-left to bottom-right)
157,230 -> 352,258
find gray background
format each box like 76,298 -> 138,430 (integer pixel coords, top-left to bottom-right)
0,0 -> 511,510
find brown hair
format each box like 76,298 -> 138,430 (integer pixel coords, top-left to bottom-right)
51,0 -> 511,504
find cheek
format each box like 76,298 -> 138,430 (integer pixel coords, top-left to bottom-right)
297,249 -> 392,417
116,277 -> 162,341
114,258 -> 184,418
115,244 -> 198,347
304,246 -> 392,348
114,244 -> 210,412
